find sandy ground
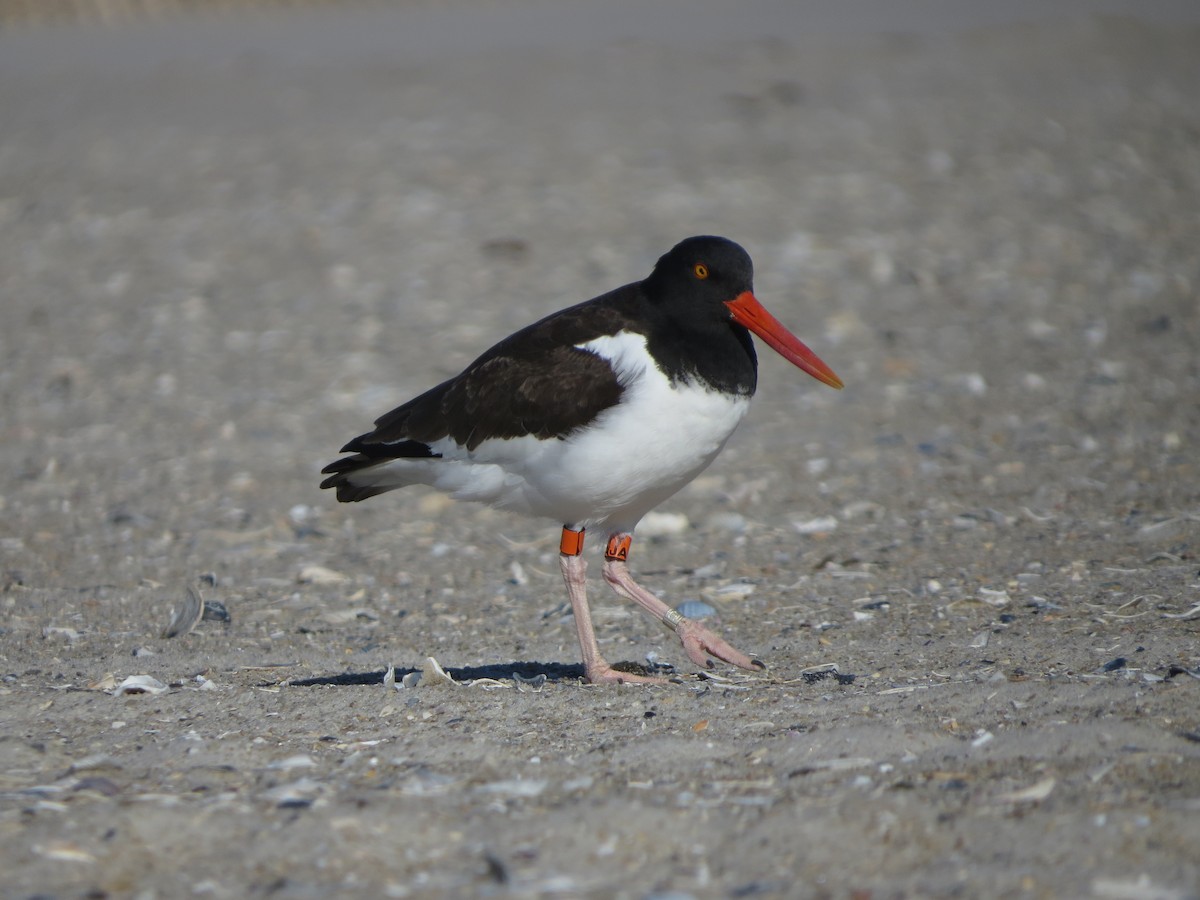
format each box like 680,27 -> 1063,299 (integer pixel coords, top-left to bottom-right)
1,4 -> 1199,898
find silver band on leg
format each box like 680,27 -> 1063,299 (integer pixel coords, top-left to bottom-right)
663,608 -> 688,632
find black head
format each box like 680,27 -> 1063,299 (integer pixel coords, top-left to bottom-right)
644,235 -> 754,310
636,236 -> 758,393
644,234 -> 844,391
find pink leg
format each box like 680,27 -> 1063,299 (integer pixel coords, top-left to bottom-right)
601,533 -> 765,673
558,528 -> 666,685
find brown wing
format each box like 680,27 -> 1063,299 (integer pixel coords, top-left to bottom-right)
327,289 -> 642,466
355,343 -> 623,454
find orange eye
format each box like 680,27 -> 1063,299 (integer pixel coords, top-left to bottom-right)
694,263 -> 709,279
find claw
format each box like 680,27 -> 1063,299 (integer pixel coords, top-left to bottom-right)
675,618 -> 762,672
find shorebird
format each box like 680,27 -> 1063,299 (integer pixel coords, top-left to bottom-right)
321,236 -> 842,683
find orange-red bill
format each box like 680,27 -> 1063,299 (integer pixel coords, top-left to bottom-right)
726,291 -> 843,389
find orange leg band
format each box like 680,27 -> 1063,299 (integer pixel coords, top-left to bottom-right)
559,527 -> 586,556
604,534 -> 632,562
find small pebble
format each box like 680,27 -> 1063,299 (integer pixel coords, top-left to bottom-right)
705,512 -> 746,533
639,511 -> 690,538
806,457 -> 829,476
289,504 -> 314,525
690,562 -> 724,579
268,755 -> 317,771
676,600 -> 716,620
509,561 -> 528,585
297,564 -> 348,585
792,515 -> 838,535
978,588 -> 1011,606
712,583 -> 755,599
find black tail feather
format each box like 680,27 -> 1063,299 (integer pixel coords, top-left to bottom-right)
320,438 -> 442,503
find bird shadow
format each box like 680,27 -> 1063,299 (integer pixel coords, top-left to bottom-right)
283,660 -> 586,688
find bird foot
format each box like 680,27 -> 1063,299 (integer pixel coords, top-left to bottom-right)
584,662 -> 670,685
675,618 -> 766,673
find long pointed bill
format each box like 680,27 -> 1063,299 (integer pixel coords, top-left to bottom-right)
726,291 -> 844,389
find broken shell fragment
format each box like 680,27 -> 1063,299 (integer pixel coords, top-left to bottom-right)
994,776 -> 1056,804
265,777 -> 323,809
514,672 -> 547,693
88,673 -> 118,692
162,585 -> 204,639
202,600 -> 231,623
420,656 -> 457,686
298,564 -> 349,585
110,675 -> 170,697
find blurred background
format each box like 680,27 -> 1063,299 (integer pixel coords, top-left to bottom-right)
2,0 -> 1198,586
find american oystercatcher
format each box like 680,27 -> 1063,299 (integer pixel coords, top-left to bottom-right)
321,236 -> 842,684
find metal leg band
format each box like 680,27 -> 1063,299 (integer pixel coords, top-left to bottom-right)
663,608 -> 688,632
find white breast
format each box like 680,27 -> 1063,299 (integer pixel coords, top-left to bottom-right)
503,331 -> 752,531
